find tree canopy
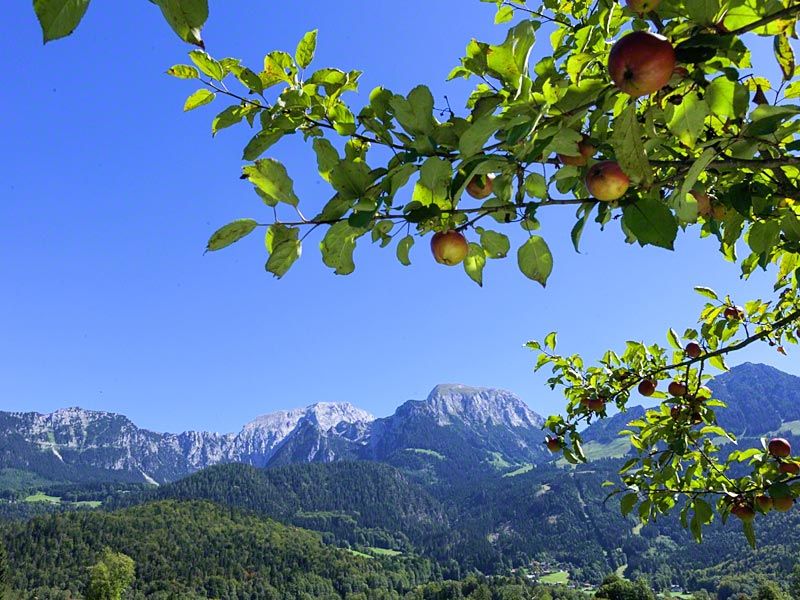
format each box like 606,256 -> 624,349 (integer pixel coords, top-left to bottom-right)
30,0 -> 800,544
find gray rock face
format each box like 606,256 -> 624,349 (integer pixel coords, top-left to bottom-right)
0,387 -> 544,484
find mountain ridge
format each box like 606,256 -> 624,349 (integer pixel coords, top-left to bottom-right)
0,384 -> 547,484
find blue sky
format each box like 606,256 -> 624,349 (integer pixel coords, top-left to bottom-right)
1,1 -> 795,433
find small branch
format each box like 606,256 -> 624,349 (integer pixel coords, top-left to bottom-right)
727,4 -> 800,36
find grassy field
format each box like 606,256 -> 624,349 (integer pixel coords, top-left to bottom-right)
486,451 -> 512,470
540,571 -> 569,585
405,448 -> 445,460
367,547 -> 403,556
24,492 -> 61,504
345,549 -> 373,559
503,464 -> 534,478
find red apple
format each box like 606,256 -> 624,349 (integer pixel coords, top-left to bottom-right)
585,161 -> 630,201
558,137 -> 596,167
431,231 -> 469,266
466,174 -> 495,199
685,342 -> 702,359
545,436 -> 563,453
779,461 -> 799,476
670,405 -> 682,420
768,438 -> 792,459
587,397 -> 606,412
668,381 -> 687,397
626,0 -> 661,14
755,495 -> 774,512
773,496 -> 795,512
608,31 -> 676,97
731,503 -> 755,522
724,306 -> 744,320
638,379 -> 657,397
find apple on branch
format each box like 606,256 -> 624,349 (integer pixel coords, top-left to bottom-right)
430,231 -> 469,266
466,174 -> 495,200
585,161 -> 630,201
608,31 -> 676,97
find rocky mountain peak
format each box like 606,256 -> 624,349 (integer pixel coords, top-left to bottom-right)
424,384 -> 544,428
304,402 -> 375,430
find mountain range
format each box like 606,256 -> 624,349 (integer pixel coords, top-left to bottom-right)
0,383 -> 548,485
2,362 -> 800,595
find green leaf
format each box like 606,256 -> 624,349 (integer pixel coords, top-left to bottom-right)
459,115 -> 501,157
486,20 -> 536,89
610,104 -> 652,186
211,105 -> 244,135
235,67 -> 264,93
320,222 -> 364,275
189,50 -> 224,80
396,235 -> 414,266
694,286 -> 719,300
480,230 -> 510,259
33,0 -> 91,43
206,218 -> 258,252
264,224 -> 301,278
312,139 -> 340,182
167,64 -> 199,79
669,148 -> 717,224
151,0 -> 208,47
183,88 -> 215,111
525,173 -> 548,199
667,328 -> 682,350
463,242 -> 486,286
389,86 -> 436,135
329,160 -> 372,201
774,33 -> 795,80
243,130 -> 284,161
242,159 -> 300,207
517,236 -> 553,287
706,77 -> 748,120
295,30 -> 318,69
668,92 -> 709,149
412,157 -> 452,208
622,197 -> 678,250
743,520 -> 756,549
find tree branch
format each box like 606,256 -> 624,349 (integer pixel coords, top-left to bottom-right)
727,3 -> 800,36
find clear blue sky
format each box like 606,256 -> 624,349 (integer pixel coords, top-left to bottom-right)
1,2 -> 794,433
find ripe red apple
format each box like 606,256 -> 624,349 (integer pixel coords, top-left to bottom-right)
587,397 -> 606,412
638,379 -> 657,397
773,496 -> 795,512
668,381 -> 687,397
755,495 -> 773,512
558,137 -> 596,167
685,342 -> 702,359
779,461 -> 799,475
724,306 -> 744,320
626,0 -> 661,14
608,31 -> 676,97
545,436 -> 563,453
466,174 -> 495,199
670,405 -> 682,420
768,438 -> 792,459
731,503 -> 755,522
585,161 -> 630,201
430,231 -> 469,266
